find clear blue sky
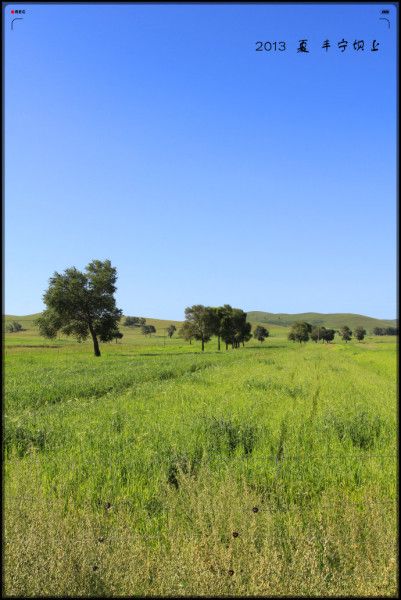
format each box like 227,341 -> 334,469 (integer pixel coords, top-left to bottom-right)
5,3 -> 397,320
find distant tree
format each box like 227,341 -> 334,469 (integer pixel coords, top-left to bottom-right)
219,307 -> 252,349
6,320 -> 24,333
373,326 -> 398,336
322,328 -> 336,343
210,305 -> 232,351
184,305 -> 215,351
124,316 -> 136,327
236,317 -> 252,348
254,325 -> 269,343
220,308 -> 236,350
167,324 -> 177,338
35,259 -> 122,357
339,325 -> 352,343
141,324 -> 156,337
354,326 -> 366,342
288,321 -> 312,343
178,321 -> 195,345
124,316 -> 146,327
310,326 -> 326,343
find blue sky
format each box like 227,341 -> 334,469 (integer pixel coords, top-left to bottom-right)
5,3 -> 397,320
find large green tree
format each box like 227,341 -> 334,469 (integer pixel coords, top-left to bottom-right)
322,328 -> 336,343
220,307 -> 252,349
254,325 -> 269,343
210,304 -> 232,351
310,326 -> 326,342
354,326 -> 366,342
339,325 -> 352,343
36,259 -> 122,357
288,321 -> 312,344
184,305 -> 215,351
233,309 -> 252,348
178,321 -> 195,344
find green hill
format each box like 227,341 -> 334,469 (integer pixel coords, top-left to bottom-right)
247,311 -> 397,332
4,314 -> 182,332
4,311 -> 397,336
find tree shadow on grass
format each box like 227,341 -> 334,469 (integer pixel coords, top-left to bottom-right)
137,346 -> 285,356
242,344 -> 286,350
138,351 -> 219,357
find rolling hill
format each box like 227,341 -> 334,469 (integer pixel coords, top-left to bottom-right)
247,311 -> 397,331
4,311 -> 397,335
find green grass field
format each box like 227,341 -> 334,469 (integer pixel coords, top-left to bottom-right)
4,320 -> 397,597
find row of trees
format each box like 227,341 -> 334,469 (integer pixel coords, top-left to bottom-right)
373,326 -> 398,336
124,316 -> 146,327
178,305 -> 253,352
32,259 -> 397,356
124,317 -> 177,339
178,307 -> 272,350
287,322 -> 367,343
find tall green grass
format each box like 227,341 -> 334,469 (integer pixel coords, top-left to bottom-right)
4,332 -> 397,596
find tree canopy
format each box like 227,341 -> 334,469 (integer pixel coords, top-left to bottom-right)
253,325 -> 269,343
124,316 -> 146,327
178,321 -> 195,344
36,259 -> 122,356
339,325 -> 352,343
373,326 -> 398,336
181,305 -> 253,351
184,305 -> 215,351
167,325 -> 177,338
288,321 -> 312,343
6,320 -> 24,333
354,326 -> 366,341
141,324 -> 156,337
310,326 -> 326,342
209,305 -> 233,351
322,328 -> 336,343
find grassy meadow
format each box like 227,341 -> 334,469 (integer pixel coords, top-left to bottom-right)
4,319 -> 398,597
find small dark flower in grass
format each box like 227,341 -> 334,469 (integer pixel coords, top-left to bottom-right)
228,569 -> 234,576
92,565 -> 99,572
232,531 -> 239,538
252,506 -> 259,513
98,536 -> 105,543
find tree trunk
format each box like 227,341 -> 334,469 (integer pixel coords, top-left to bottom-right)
218,335 -> 221,351
202,337 -> 205,352
88,322 -> 101,357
